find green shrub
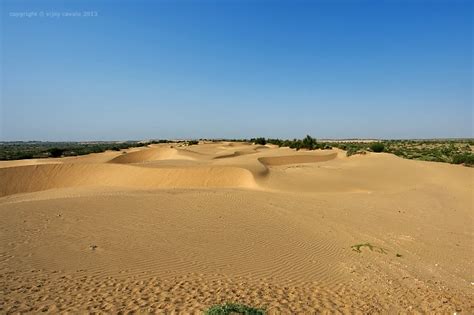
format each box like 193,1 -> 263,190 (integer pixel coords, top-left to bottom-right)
346,147 -> 357,156
49,148 -> 65,157
17,153 -> 34,160
267,138 -> 282,146
289,139 -> 302,150
253,137 -> 267,145
452,153 -> 474,166
346,144 -> 367,157
369,142 -> 384,152
346,148 -> 366,157
205,303 -> 265,315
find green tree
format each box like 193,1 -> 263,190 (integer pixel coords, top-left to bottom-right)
302,135 -> 316,149
49,148 -> 65,157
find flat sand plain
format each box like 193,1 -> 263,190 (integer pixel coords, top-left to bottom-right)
0,142 -> 473,313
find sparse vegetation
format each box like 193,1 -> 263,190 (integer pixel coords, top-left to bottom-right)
205,303 -> 265,315
201,137 -> 473,167
2,138 -> 472,167
326,139 -> 472,166
351,243 -> 387,254
381,139 -> 473,166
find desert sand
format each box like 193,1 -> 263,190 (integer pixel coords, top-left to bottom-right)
0,142 -> 472,313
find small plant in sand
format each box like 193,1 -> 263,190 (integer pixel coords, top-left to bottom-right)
346,147 -> 366,157
205,303 -> 265,315
351,243 -> 387,254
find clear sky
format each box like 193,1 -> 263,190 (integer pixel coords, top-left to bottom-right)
1,0 -> 472,141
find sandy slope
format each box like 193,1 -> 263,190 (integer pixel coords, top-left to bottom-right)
0,142 -> 473,313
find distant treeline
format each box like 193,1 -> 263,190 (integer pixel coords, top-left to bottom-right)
2,137 -> 473,166
0,139 -> 176,160
245,136 -> 474,167
251,136 -> 333,150
0,138 -> 208,160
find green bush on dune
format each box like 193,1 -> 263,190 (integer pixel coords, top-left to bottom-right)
205,303 -> 265,315
452,153 -> 474,166
369,142 -> 385,152
49,147 -> 65,157
345,145 -> 366,157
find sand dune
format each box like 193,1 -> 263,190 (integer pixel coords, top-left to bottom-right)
1,142 -> 473,313
213,148 -> 262,159
0,163 -> 257,197
108,146 -> 191,164
258,152 -> 337,166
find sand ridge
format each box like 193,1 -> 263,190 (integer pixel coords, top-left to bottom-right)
258,152 -> 337,166
0,163 -> 258,197
0,144 -> 344,196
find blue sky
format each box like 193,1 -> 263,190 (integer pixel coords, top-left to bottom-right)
1,0 -> 472,140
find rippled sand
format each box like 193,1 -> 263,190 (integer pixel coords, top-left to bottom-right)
1,142 -> 472,313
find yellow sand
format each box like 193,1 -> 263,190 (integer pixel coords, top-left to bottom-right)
0,142 -> 472,313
